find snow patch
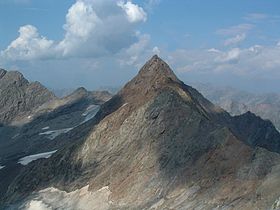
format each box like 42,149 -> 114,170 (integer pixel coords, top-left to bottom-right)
0,165 -> 5,170
12,133 -> 20,139
24,200 -> 51,210
80,105 -> 100,124
18,150 -> 57,165
121,103 -> 128,108
39,128 -> 73,140
23,185 -> 112,210
37,105 -> 100,140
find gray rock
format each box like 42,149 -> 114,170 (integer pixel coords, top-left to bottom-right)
2,56 -> 280,210
0,69 -> 56,125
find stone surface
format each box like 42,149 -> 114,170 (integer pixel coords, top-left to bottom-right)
0,72 -> 112,201
2,56 -> 280,210
0,69 -> 56,125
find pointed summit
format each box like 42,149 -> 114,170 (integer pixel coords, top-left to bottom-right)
118,55 -> 183,106
137,55 -> 180,83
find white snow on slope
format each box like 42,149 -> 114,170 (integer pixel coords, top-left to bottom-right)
18,150 -> 57,165
23,185 -> 112,210
81,105 -> 100,124
39,128 -> 73,140
0,165 -> 5,170
12,133 -> 20,139
38,105 -> 100,140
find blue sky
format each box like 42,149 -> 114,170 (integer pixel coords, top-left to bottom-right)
1,0 -> 280,93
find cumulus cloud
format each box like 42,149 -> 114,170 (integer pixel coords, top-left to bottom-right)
167,42 -> 280,79
119,33 -> 150,66
0,0 -> 148,61
224,34 -> 246,46
1,25 -> 54,61
117,1 -> 147,23
57,0 -> 101,56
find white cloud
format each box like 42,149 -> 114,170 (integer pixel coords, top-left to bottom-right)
167,42 -> 280,79
215,48 -> 241,63
1,0 -> 148,62
1,25 -> 54,61
244,13 -> 268,21
117,1 -> 147,23
119,33 -> 150,66
217,24 -> 254,36
224,34 -> 246,46
57,1 -> 101,56
152,46 -> 160,55
207,48 -> 221,53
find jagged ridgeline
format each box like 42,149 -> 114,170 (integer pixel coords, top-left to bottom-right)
0,69 -> 56,125
2,56 -> 280,210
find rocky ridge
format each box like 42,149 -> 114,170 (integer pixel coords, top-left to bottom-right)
2,56 -> 280,209
0,69 -> 56,125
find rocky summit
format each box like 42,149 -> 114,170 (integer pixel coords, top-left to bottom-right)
0,69 -> 57,125
2,56 -> 280,210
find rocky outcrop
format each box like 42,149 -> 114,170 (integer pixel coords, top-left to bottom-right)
2,56 -> 280,210
0,83 -> 112,164
0,69 -> 56,125
0,83 -> 112,203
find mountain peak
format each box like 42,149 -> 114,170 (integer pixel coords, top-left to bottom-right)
118,55 -> 182,106
138,55 -> 180,83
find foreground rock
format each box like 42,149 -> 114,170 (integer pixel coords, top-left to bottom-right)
0,69 -> 112,201
2,56 -> 280,210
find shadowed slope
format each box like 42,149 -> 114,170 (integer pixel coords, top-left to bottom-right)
3,56 -> 280,210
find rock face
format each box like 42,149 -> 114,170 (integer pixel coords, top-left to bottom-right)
2,56 -> 280,209
0,72 -> 112,202
0,69 -> 56,125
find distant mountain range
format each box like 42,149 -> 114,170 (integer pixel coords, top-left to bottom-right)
1,56 -> 280,209
193,83 -> 280,131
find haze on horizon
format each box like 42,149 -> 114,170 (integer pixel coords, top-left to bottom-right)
0,0 -> 280,93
